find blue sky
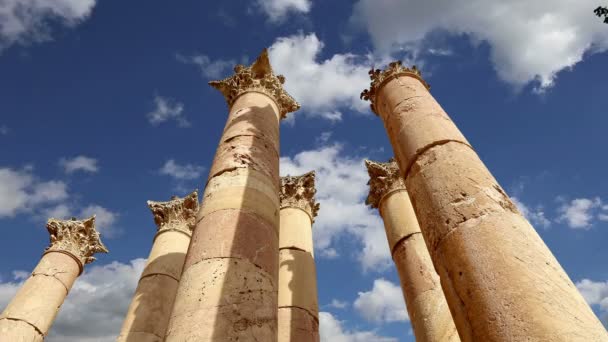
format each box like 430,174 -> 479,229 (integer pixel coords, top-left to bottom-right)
1,0 -> 608,341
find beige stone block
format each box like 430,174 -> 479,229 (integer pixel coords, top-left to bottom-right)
379,190 -> 421,252
0,318 -> 43,342
0,252 -> 79,335
117,274 -> 179,342
279,208 -> 314,253
376,75 -> 469,176
200,168 -> 279,228
277,307 -> 319,342
229,91 -> 281,123
278,249 -> 319,317
165,258 -> 277,341
223,103 -> 280,152
140,231 -> 189,280
187,208 -> 279,280
209,135 -> 279,182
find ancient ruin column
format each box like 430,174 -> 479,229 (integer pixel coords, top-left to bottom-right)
366,159 -> 459,342
278,172 -> 320,342
118,191 -> 198,342
0,217 -> 108,341
361,62 -> 608,341
165,50 -> 299,341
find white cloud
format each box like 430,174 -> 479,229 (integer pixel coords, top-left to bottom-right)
319,312 -> 398,342
0,259 -> 146,342
146,96 -> 189,128
79,205 -> 119,237
354,278 -> 408,324
327,299 -> 349,310
351,0 -> 608,90
281,144 -> 391,271
0,168 -> 68,218
576,279 -> 608,327
175,53 -> 234,79
599,205 -> 608,222
59,156 -> 99,174
269,33 -> 372,121
256,0 -> 311,22
0,0 -> 96,52
511,197 -> 551,229
557,197 -> 602,229
159,159 -> 204,181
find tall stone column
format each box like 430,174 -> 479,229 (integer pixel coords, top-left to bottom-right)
0,217 -> 108,341
278,172 -> 320,342
165,50 -> 299,341
366,159 -> 459,342
118,191 -> 198,342
361,62 -> 608,341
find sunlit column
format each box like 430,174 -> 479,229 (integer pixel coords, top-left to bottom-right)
118,191 -> 198,342
0,217 -> 108,342
366,159 -> 459,342
278,172 -> 320,342
165,50 -> 300,341
361,62 -> 608,341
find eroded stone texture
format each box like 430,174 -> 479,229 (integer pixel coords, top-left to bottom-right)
166,50 -> 298,342
362,64 -> 608,341
278,172 -> 320,342
0,217 -> 107,341
117,191 -> 198,342
366,159 -> 459,342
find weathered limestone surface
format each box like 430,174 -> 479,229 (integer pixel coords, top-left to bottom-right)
277,172 -> 320,342
366,159 -> 459,342
165,50 -> 299,342
362,62 -> 608,341
0,217 -> 107,342
117,191 -> 198,342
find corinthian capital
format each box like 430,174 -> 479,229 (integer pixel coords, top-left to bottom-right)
147,190 -> 199,236
45,216 -> 108,269
365,159 -> 406,209
209,49 -> 300,119
280,171 -> 320,222
360,61 -> 430,114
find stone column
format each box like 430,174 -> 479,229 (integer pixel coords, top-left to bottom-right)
165,50 -> 299,341
0,217 -> 108,341
118,190 -> 198,342
361,62 -> 608,341
278,172 -> 320,342
366,159 -> 459,342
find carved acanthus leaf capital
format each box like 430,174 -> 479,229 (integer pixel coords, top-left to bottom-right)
147,190 -> 199,236
45,216 -> 108,268
365,158 -> 406,209
280,171 -> 320,222
209,49 -> 300,119
360,61 -> 430,115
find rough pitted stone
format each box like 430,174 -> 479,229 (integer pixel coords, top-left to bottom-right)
45,216 -> 108,270
147,190 -> 199,237
280,171 -> 320,222
365,158 -> 404,209
209,49 -> 300,119
360,61 -> 429,114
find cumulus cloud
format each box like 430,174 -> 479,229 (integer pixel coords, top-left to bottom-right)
351,0 -> 608,90
354,278 -> 408,324
511,197 -> 551,229
0,167 -> 68,218
320,312 -> 398,342
281,144 -> 391,271
175,53 -> 234,79
79,205 -> 119,237
59,156 -> 99,174
0,259 -> 145,342
159,159 -> 205,181
146,95 -> 189,127
557,197 -> 602,229
269,33 -> 372,121
326,299 -> 349,310
576,279 -> 608,326
255,0 -> 311,22
0,0 -> 96,52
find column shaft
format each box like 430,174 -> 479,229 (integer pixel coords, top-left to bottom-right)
278,208 -> 319,342
166,92 -> 281,341
381,190 -> 459,342
363,65 -> 608,341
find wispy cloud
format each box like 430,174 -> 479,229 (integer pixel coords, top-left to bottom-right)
147,96 -> 189,128
159,159 -> 205,181
175,53 -> 234,79
557,197 -> 603,230
59,156 -> 99,174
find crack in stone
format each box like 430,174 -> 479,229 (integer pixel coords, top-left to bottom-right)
390,231 -> 423,257
0,317 -> 45,337
32,271 -> 70,294
139,272 -> 179,283
403,140 -> 472,181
